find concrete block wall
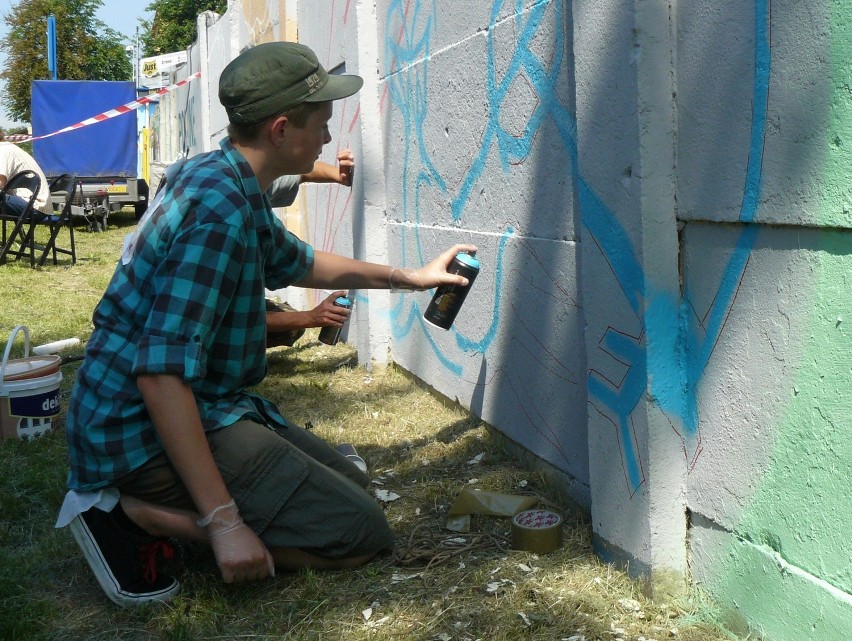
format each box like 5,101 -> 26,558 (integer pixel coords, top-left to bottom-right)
676,1 -> 852,637
376,0 -> 589,507
148,0 -> 852,637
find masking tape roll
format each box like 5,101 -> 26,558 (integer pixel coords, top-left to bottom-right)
511,509 -> 563,554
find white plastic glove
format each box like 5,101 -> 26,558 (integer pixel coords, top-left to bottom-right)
199,500 -> 275,583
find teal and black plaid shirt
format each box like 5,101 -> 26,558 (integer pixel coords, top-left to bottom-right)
66,138 -> 313,491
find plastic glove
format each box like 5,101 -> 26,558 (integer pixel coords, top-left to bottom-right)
200,500 -> 275,583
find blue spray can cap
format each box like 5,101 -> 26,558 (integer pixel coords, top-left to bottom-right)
318,295 -> 352,345
455,251 -> 480,270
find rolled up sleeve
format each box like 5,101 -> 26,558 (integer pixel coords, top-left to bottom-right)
133,214 -> 246,383
132,333 -> 206,382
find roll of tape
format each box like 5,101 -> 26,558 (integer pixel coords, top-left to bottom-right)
511,508 -> 563,554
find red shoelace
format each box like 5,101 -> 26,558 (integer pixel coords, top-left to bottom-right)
140,540 -> 175,584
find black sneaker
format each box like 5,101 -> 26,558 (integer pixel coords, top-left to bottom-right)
69,506 -> 181,607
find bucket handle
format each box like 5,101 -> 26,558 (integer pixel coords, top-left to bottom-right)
1,325 -> 31,383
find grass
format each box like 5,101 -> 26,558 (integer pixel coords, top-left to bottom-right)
0,211 -> 737,641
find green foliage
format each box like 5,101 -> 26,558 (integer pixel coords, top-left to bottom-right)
140,0 -> 227,56
0,0 -> 132,123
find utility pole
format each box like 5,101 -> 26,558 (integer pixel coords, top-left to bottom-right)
127,27 -> 141,90
135,26 -> 141,89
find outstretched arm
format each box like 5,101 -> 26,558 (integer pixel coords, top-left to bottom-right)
297,244 -> 478,291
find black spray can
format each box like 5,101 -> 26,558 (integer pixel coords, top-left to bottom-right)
424,251 -> 480,330
318,296 -> 352,345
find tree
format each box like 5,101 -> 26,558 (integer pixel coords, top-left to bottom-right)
0,0 -> 132,123
140,0 -> 227,57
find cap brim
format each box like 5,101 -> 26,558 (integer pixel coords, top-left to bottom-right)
305,74 -> 363,103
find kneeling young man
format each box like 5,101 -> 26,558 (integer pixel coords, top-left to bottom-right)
57,41 -> 474,607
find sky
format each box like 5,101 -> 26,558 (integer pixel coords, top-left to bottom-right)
0,0 -> 153,127
97,0 -> 153,43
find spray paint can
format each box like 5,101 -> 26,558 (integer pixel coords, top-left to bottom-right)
424,251 -> 480,330
318,296 -> 352,345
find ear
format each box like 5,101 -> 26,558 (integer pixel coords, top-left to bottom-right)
268,114 -> 290,145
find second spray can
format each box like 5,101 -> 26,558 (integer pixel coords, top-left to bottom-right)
318,296 -> 352,345
423,251 -> 480,330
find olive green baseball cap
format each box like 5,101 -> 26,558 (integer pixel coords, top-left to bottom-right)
219,41 -> 363,125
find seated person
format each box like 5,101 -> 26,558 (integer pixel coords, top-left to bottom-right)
57,40 -> 476,608
265,291 -> 350,347
265,150 -> 355,346
0,129 -> 50,216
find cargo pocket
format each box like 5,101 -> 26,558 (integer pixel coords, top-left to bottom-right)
209,421 -> 309,535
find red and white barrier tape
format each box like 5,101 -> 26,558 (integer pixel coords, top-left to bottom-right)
6,71 -> 201,144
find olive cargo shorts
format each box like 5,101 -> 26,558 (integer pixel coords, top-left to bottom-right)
115,420 -> 395,559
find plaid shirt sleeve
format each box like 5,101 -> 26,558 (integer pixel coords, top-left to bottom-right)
265,221 -> 315,291
65,140 -> 314,491
132,217 -> 247,381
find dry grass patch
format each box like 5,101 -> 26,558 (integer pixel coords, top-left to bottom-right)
0,213 -> 735,641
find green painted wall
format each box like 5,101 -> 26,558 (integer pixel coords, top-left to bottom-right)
703,7 -> 852,637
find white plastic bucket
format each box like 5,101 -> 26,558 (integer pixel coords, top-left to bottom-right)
0,326 -> 63,442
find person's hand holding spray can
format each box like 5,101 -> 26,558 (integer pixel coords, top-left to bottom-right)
423,250 -> 480,329
318,295 -> 353,345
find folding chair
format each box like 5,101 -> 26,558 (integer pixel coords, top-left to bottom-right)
0,170 -> 42,267
31,173 -> 79,266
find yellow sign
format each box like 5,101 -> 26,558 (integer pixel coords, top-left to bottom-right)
106,185 -> 127,194
140,52 -> 187,78
142,60 -> 158,77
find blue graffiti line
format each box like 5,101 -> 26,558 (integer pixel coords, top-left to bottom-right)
384,0 -> 770,492
385,0 -> 441,272
589,401 -> 645,497
450,0 -> 562,221
678,226 -> 760,436
580,180 -> 644,315
740,0 -> 771,225
454,229 -> 511,352
675,0 -> 770,437
385,0 -> 563,368
388,226 -> 513,363
591,0 -> 771,482
589,327 -> 647,489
